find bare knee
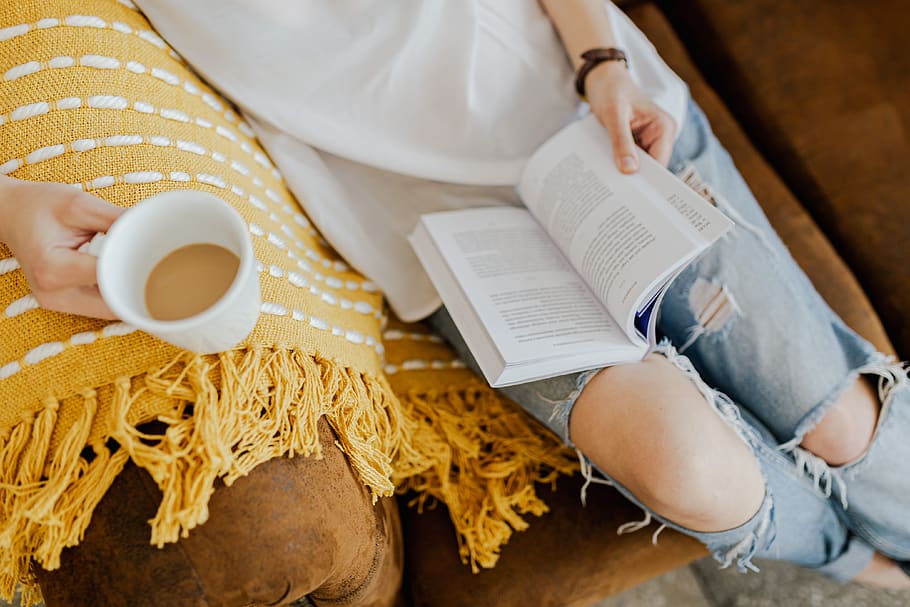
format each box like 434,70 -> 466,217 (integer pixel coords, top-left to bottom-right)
569,354 -> 765,533
801,376 -> 880,466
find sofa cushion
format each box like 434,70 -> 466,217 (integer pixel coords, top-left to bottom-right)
662,0 -> 907,357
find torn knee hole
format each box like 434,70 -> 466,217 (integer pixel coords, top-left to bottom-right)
801,374 -> 882,467
786,361 -> 909,507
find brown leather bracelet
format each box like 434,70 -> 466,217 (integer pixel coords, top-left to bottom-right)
575,48 -> 629,97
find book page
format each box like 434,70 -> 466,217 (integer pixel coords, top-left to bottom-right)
518,114 -> 731,333
414,207 -> 640,370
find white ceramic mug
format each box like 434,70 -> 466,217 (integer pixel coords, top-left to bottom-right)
94,190 -> 260,354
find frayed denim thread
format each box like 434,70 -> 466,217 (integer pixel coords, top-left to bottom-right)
778,354 -> 910,510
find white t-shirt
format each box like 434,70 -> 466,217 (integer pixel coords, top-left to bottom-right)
135,0 -> 688,321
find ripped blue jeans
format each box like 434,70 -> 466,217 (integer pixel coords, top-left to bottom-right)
427,98 -> 910,581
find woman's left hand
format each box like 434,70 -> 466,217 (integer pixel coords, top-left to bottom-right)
584,61 -> 677,174
0,176 -> 124,319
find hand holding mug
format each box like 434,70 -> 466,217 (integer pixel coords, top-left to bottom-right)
0,178 -> 260,353
0,175 -> 123,319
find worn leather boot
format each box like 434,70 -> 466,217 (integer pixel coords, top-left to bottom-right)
34,418 -> 403,607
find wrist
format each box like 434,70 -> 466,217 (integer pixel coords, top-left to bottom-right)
583,60 -> 632,104
574,47 -> 629,98
0,176 -> 16,242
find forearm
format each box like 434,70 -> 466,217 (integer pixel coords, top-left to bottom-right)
539,0 -> 676,170
539,0 -> 618,70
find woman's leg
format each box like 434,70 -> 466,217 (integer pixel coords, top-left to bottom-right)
658,99 -> 910,564
427,309 -> 873,582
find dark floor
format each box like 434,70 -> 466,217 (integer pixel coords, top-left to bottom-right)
597,558 -> 910,607
8,557 -> 910,606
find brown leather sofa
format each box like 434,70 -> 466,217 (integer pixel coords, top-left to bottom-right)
27,2 -> 904,606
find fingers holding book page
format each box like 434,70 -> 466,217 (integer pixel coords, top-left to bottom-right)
411,115 -> 730,386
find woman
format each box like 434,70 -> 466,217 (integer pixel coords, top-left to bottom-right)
5,0 -> 909,592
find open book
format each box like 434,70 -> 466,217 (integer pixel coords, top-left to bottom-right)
409,114 -> 732,387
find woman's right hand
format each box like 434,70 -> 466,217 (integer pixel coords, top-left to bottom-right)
584,61 -> 677,174
0,176 -> 124,319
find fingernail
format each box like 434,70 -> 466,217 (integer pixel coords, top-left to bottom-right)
621,155 -> 638,173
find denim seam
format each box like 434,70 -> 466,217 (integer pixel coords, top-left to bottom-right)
849,515 -> 910,557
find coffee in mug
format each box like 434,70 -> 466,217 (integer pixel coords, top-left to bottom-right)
145,243 -> 241,321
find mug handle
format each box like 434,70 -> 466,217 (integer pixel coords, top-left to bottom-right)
77,233 -> 107,258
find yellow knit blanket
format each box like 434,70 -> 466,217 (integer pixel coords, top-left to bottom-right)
0,1 -> 577,603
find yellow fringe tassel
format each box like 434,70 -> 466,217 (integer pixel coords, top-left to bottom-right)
0,347 -> 411,606
393,381 -> 579,572
1,347 -> 579,605
109,348 -> 407,549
